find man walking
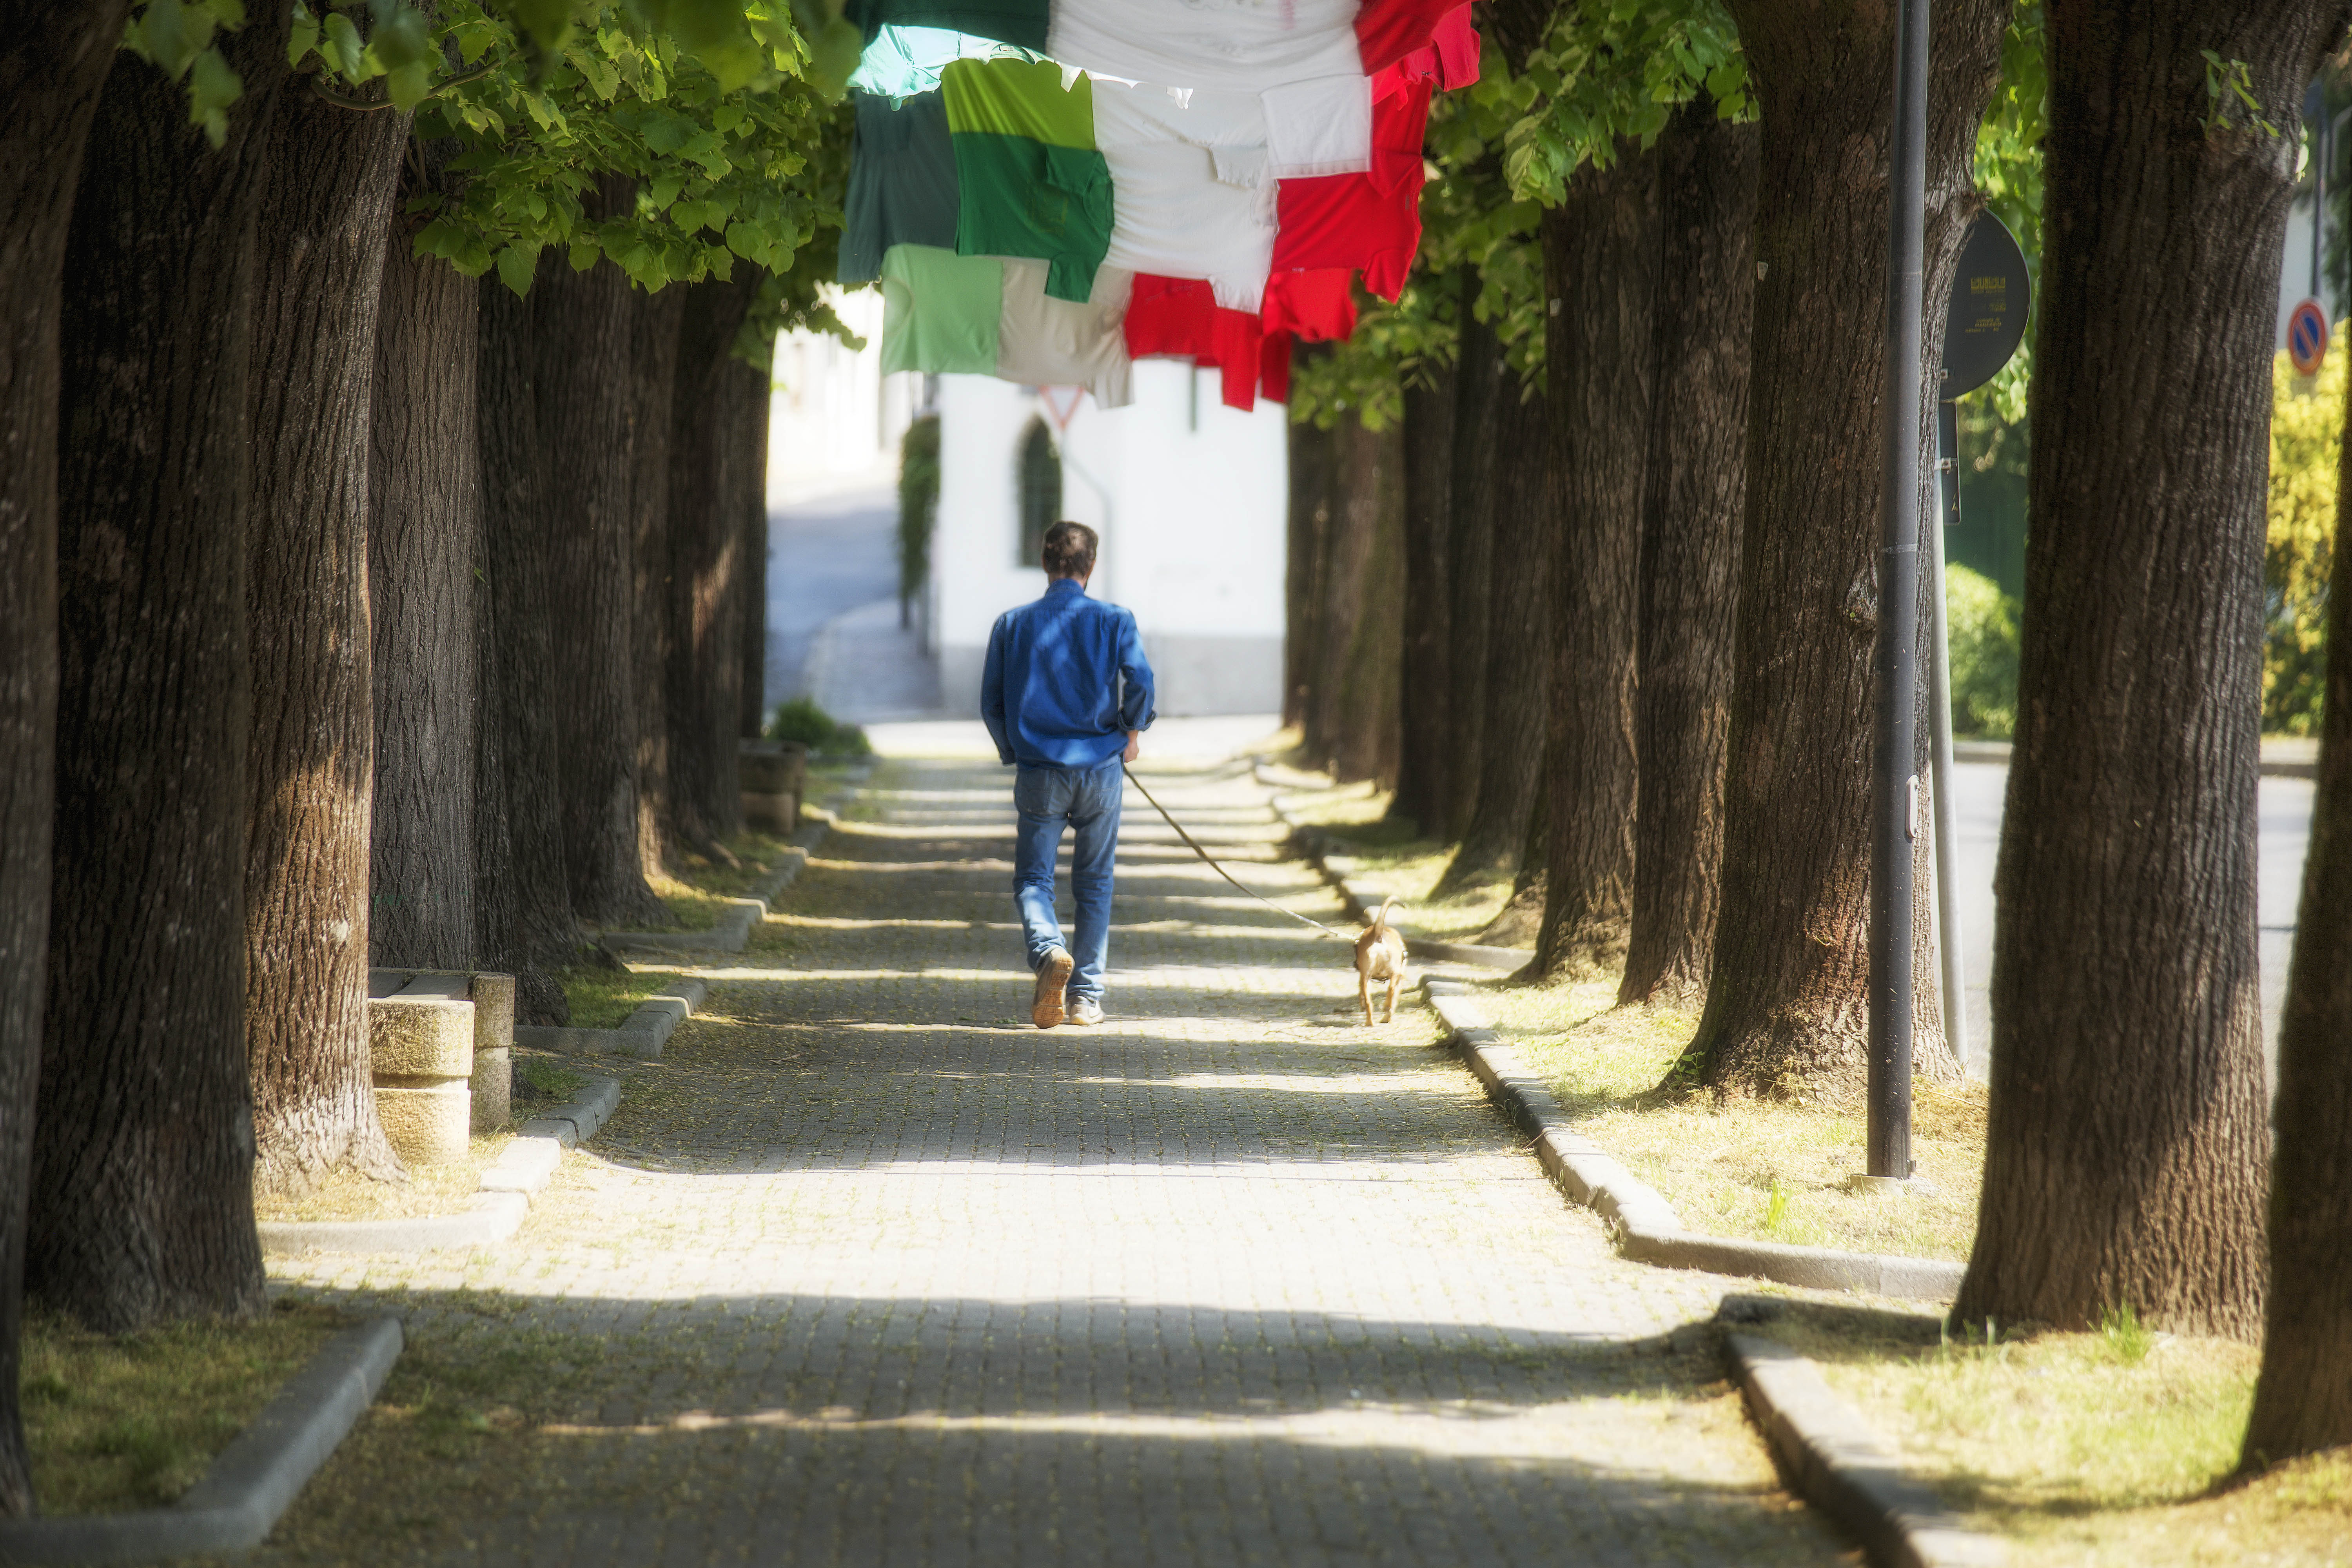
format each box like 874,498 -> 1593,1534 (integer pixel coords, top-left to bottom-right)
981,521 -> 1156,1029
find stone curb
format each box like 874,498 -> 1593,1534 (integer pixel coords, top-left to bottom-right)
515,977 -> 710,1062
1720,1316 -> 2004,1568
0,1318 -> 403,1565
595,789 -> 850,954
1421,980 -> 1967,1301
1252,775 -> 1535,973
1951,737 -> 2314,780
259,1076 -> 618,1258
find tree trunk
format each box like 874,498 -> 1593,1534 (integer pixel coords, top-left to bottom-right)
1532,149 -> 1658,980
2245,309 -> 2352,1461
0,0 -> 131,1515
1390,356 -> 1455,833
246,81 -> 409,1194
631,286 -> 687,875
369,170 -> 480,971
737,350 -> 772,740
1620,109 -> 1757,1010
1283,347 -> 1335,734
1434,378 -> 1552,893
34,18 -> 289,1332
668,278 -> 757,849
1665,0 -> 2003,1101
478,279 -> 578,1022
535,187 -> 669,929
1441,293 -> 1501,840
1303,416 -> 1406,784
1477,785 -> 1547,948
1956,0 -> 2343,1341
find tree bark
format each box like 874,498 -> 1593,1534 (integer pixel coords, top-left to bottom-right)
737,349 -> 772,741
535,184 -> 670,929
246,79 -> 409,1195
1302,416 -> 1407,784
631,286 -> 687,875
1441,294 -> 1501,840
1956,0 -> 2345,1341
1390,356 -> 1456,833
1532,149 -> 1659,980
2245,302 -> 2352,1461
1619,109 -> 1757,1009
1434,378 -> 1552,893
369,167 -> 480,971
1283,350 -> 1337,735
477,279 -> 578,1022
668,278 -> 757,848
1477,784 -> 1547,947
34,17 -> 289,1332
0,0 -> 132,1516
1665,0 -> 2003,1101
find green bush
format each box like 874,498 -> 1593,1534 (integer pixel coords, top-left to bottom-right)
766,697 -> 871,757
897,413 -> 939,623
1947,562 -> 2021,738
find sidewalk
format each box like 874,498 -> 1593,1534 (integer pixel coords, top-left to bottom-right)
254,755 -> 1841,1566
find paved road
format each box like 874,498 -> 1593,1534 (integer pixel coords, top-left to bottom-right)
258,759 -> 1842,1567
767,481 -> 898,707
1942,764 -> 2314,1082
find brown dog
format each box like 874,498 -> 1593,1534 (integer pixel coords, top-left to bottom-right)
1354,896 -> 1409,1025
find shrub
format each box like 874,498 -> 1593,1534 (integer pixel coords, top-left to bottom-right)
1947,562 -> 2020,738
2266,341 -> 2339,735
897,413 -> 939,626
766,697 -> 871,757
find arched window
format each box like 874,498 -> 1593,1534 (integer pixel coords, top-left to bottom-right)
1016,418 -> 1062,567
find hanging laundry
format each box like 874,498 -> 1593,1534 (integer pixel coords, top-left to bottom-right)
880,243 -> 1004,375
1045,0 -> 1363,94
847,0 -> 1050,52
1375,2 -> 1478,89
848,25 -> 1042,101
841,90 -> 960,284
882,244 -> 1135,406
1352,0 -> 1466,76
1262,75 -> 1374,178
1091,80 -> 1279,313
942,58 -> 1114,302
1262,269 -> 1358,342
1270,75 -> 1432,300
1121,275 -> 1298,410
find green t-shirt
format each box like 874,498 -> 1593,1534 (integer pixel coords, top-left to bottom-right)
879,244 -> 1003,375
941,60 -> 1111,303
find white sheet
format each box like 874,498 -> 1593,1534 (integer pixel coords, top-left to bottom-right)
1047,0 -> 1364,94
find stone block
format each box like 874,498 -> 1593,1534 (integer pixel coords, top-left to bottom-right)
368,996 -> 475,1078
466,971 -> 515,1051
741,789 -> 799,832
375,1080 -> 470,1166
471,1045 -> 511,1132
739,738 -> 807,795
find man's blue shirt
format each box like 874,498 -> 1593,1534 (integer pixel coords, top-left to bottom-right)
981,578 -> 1156,769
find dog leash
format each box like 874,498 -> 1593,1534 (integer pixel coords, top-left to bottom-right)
1120,762 -> 1355,942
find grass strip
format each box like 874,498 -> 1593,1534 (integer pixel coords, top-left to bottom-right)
555,965 -> 692,1029
20,1297 -> 348,1515
1473,975 -> 1987,1261
1747,1301 -> 2352,1565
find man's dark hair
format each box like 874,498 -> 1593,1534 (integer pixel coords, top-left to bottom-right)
1041,520 -> 1098,579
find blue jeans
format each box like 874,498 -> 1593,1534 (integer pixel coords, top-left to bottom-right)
1013,760 -> 1122,1002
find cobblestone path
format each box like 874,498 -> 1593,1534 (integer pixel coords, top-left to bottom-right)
258,757 -> 1846,1567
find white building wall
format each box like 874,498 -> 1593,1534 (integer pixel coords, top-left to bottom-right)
932,360 -> 1287,719
768,287 -> 927,503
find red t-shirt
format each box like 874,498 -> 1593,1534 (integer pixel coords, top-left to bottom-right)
1271,76 -> 1432,301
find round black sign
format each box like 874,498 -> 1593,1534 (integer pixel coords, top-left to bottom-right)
1942,212 -> 2031,397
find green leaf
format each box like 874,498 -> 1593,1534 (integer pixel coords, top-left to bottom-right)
503,0 -> 577,53
385,58 -> 434,109
287,3 -> 319,67
495,243 -> 541,296
187,45 -> 243,145
569,236 -> 603,270
321,10 -> 365,77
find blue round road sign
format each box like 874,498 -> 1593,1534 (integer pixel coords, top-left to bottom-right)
2290,298 -> 2329,376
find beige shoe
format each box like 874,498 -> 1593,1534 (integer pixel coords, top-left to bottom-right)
1032,948 -> 1074,1028
1068,997 -> 1103,1026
